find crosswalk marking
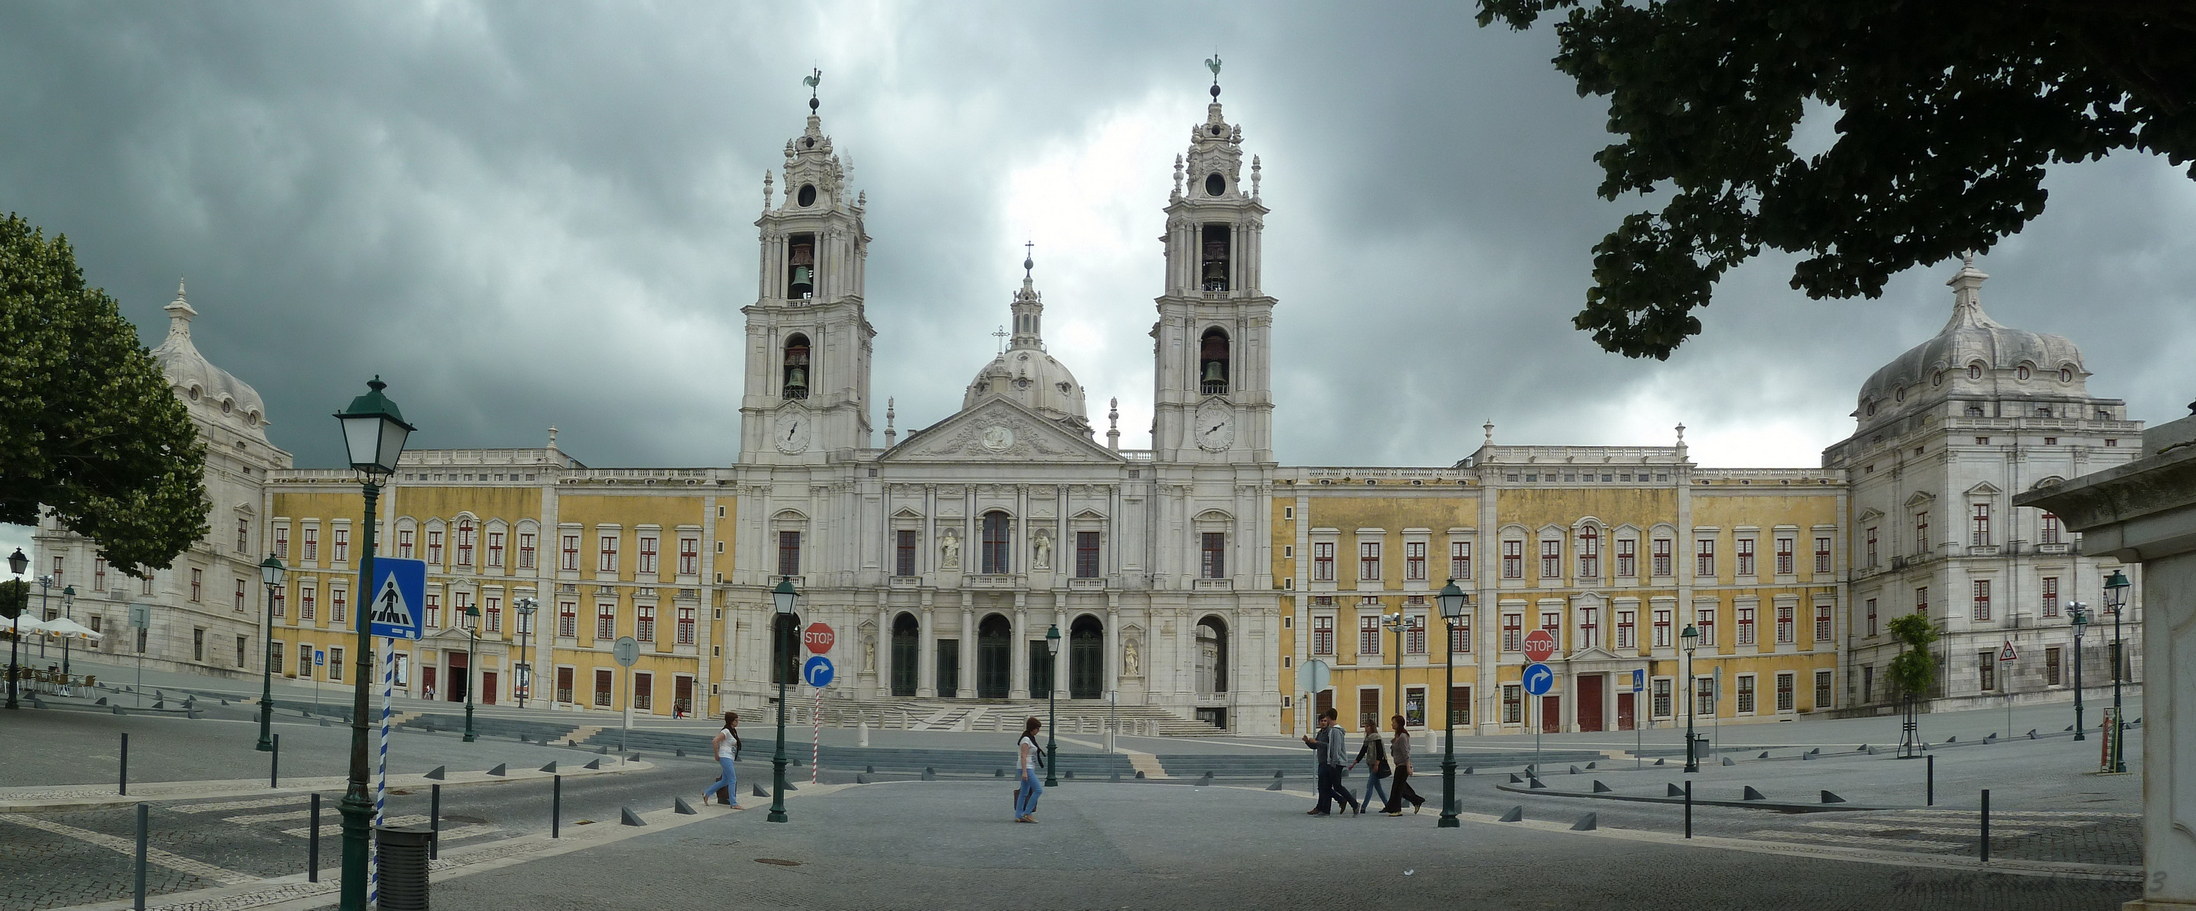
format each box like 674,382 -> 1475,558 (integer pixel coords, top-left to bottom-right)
281,814 -> 430,838
175,796 -> 299,815
1745,829 -> 1970,852
0,814 -> 257,885
1802,820 -> 2038,837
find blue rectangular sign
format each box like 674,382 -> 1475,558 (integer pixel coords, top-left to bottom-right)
1632,668 -> 1645,692
363,557 -> 428,640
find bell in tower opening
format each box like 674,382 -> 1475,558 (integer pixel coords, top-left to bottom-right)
1200,224 -> 1230,292
1200,329 -> 1231,395
788,235 -> 816,299
783,336 -> 811,400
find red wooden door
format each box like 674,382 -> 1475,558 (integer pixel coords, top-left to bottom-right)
1616,692 -> 1636,731
1578,674 -> 1605,732
1539,693 -> 1561,733
482,671 -> 498,705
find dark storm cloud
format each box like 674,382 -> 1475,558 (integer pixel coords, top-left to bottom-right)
2,0 -> 2189,502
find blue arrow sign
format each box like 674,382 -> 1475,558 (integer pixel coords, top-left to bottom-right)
1523,662 -> 1555,696
802,655 -> 836,689
364,557 -> 427,640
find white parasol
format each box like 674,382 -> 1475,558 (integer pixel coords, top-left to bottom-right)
39,616 -> 101,640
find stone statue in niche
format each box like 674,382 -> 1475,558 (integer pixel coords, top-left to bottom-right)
863,635 -> 877,673
940,530 -> 962,570
1123,637 -> 1141,678
1032,528 -> 1053,570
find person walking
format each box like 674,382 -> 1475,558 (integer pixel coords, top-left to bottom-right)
1379,714 -> 1426,815
1015,716 -> 1046,823
1300,707 -> 1358,816
701,711 -> 743,809
1345,720 -> 1390,817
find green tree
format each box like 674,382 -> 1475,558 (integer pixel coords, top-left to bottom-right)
0,213 -> 207,575
1884,613 -> 1942,700
0,579 -> 25,621
1476,1 -> 2196,358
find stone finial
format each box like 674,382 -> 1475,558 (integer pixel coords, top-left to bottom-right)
1483,420 -> 1495,446
1251,155 -> 1262,199
1173,154 -> 1185,199
762,171 -> 774,209
884,398 -> 897,447
1107,397 -> 1121,451
548,426 -> 559,449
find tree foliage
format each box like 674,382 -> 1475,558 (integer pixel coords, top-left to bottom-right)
0,213 -> 208,574
1476,1 -> 2196,358
0,579 -> 24,621
1884,613 -> 1942,700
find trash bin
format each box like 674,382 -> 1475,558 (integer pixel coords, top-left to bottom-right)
377,824 -> 436,910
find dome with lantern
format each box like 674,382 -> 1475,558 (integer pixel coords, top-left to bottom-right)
961,252 -> 1092,435
1853,256 -> 2088,427
151,281 -> 273,442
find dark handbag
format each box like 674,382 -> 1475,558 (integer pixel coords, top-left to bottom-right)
1372,760 -> 1391,780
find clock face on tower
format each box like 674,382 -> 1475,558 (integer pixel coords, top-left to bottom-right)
774,410 -> 811,453
1195,402 -> 1235,451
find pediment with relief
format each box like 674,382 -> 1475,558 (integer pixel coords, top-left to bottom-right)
883,400 -> 1124,464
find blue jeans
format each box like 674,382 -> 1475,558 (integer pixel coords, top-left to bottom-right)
1360,766 -> 1388,809
1015,768 -> 1043,817
704,756 -> 737,804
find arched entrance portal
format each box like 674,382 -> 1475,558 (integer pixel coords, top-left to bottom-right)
890,613 -> 920,697
1069,615 -> 1104,699
977,614 -> 1012,698
1195,616 -> 1229,697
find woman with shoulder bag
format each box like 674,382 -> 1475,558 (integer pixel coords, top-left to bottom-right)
1345,720 -> 1389,817
1380,714 -> 1427,815
1014,716 -> 1045,823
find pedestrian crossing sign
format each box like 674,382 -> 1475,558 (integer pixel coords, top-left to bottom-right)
364,557 -> 427,640
1999,640 -> 2019,662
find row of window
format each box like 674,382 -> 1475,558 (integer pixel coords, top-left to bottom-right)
1860,508 -> 2063,567
1491,670 -> 1832,723
1308,534 -> 1835,584
270,521 -> 707,577
1859,573 -> 2080,634
1305,600 -> 1833,656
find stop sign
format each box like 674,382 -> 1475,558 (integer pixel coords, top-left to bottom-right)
1522,629 -> 1557,662
803,622 -> 836,654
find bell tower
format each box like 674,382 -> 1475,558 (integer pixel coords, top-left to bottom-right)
1151,59 -> 1275,462
740,70 -> 876,464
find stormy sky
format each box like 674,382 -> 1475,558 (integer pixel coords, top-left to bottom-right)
6,1 -> 2194,559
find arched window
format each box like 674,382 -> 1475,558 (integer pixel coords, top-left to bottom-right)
1200,328 -> 1231,395
1968,362 -> 1984,380
783,335 -> 811,400
980,510 -> 1012,574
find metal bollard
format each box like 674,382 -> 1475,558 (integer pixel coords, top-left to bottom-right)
133,803 -> 148,911
552,775 -> 562,839
1980,789 -> 1991,863
376,824 -> 436,910
1683,780 -> 1693,839
429,784 -> 441,860
270,733 -> 280,788
120,732 -> 129,796
308,793 -> 321,882
1927,754 -> 1935,806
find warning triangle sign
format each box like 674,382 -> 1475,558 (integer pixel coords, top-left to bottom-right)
371,576 -> 412,628
1999,640 -> 2019,662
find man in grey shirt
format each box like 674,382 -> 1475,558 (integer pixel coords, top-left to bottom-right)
1301,708 -> 1359,815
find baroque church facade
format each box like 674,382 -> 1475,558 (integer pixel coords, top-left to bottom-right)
31,79 -> 2143,737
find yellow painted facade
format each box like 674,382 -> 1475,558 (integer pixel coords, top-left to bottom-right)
1275,447 -> 1845,737
264,454 -> 727,720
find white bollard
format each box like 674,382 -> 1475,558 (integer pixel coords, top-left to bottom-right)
859,719 -> 870,747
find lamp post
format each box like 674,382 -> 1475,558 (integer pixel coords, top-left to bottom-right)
1045,623 -> 1061,788
5,547 -> 26,710
1384,611 -> 1406,726
461,602 -> 480,742
332,376 -> 415,911
2068,601 -> 2088,742
515,597 -> 537,710
59,585 -> 75,677
1436,579 -> 1469,828
1681,624 -> 1699,773
35,575 -> 53,659
768,576 -> 798,823
2104,569 -> 2130,773
256,554 -> 286,751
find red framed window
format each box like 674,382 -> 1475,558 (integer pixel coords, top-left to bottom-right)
1865,527 -> 1879,567
191,568 -> 203,602
1202,533 -> 1227,579
1695,608 -> 1716,646
520,533 -> 538,570
1651,538 -> 1672,577
455,520 -> 474,566
234,579 -> 247,612
1915,511 -> 1931,553
1576,527 -> 1600,578
1449,541 -> 1472,581
1502,541 -> 1523,579
1736,538 -> 1755,576
1616,539 -> 1636,578
1916,586 -> 1929,615
274,526 -> 290,560
1075,531 -> 1101,579
2040,513 -> 2062,545
597,602 -> 617,639
1696,540 -> 1716,577
1406,615 -> 1426,654
598,534 -> 619,572
1814,603 -> 1832,642
331,587 -> 347,624
638,536 -> 658,574
1313,542 -> 1336,581
1653,609 -> 1671,647
896,530 -> 918,577
677,606 -> 696,645
427,529 -> 443,565
2041,576 -> 2060,618
1775,537 -> 1794,575
302,585 -> 317,620
424,592 -> 440,628
1359,542 -> 1381,581
488,531 -> 505,568
303,529 -> 319,562
1311,616 -> 1335,655
1971,580 -> 1991,620
560,534 -> 580,571
558,601 -> 577,638
1578,606 -> 1598,649
1449,614 -> 1471,653
1359,615 -> 1383,655
679,536 -> 699,575
485,596 -> 503,633
1502,613 -> 1522,651
398,529 -> 415,559
779,531 -> 802,577
1814,537 -> 1832,574
1405,541 -> 1426,581
237,519 -> 251,554
1775,604 -> 1793,643
1540,540 -> 1561,579
1972,504 -> 1993,547
636,605 -> 656,642
1616,610 -> 1635,649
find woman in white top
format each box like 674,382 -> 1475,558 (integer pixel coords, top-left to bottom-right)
1014,716 -> 1045,823
702,711 -> 743,809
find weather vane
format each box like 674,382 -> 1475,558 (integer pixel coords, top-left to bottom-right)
804,68 -> 822,112
1206,54 -> 1222,84
1024,240 -> 1035,279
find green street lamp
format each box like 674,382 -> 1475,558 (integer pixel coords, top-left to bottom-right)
1045,623 -> 1062,788
5,547 -> 27,710
256,554 -> 286,751
1681,624 -> 1700,773
514,597 -> 537,710
1383,611 -> 1407,728
2068,602 -> 2088,742
768,575 -> 798,823
462,602 -> 481,742
1436,579 -> 1469,828
332,376 -> 414,911
2103,569 -> 2130,773
59,585 -> 76,678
